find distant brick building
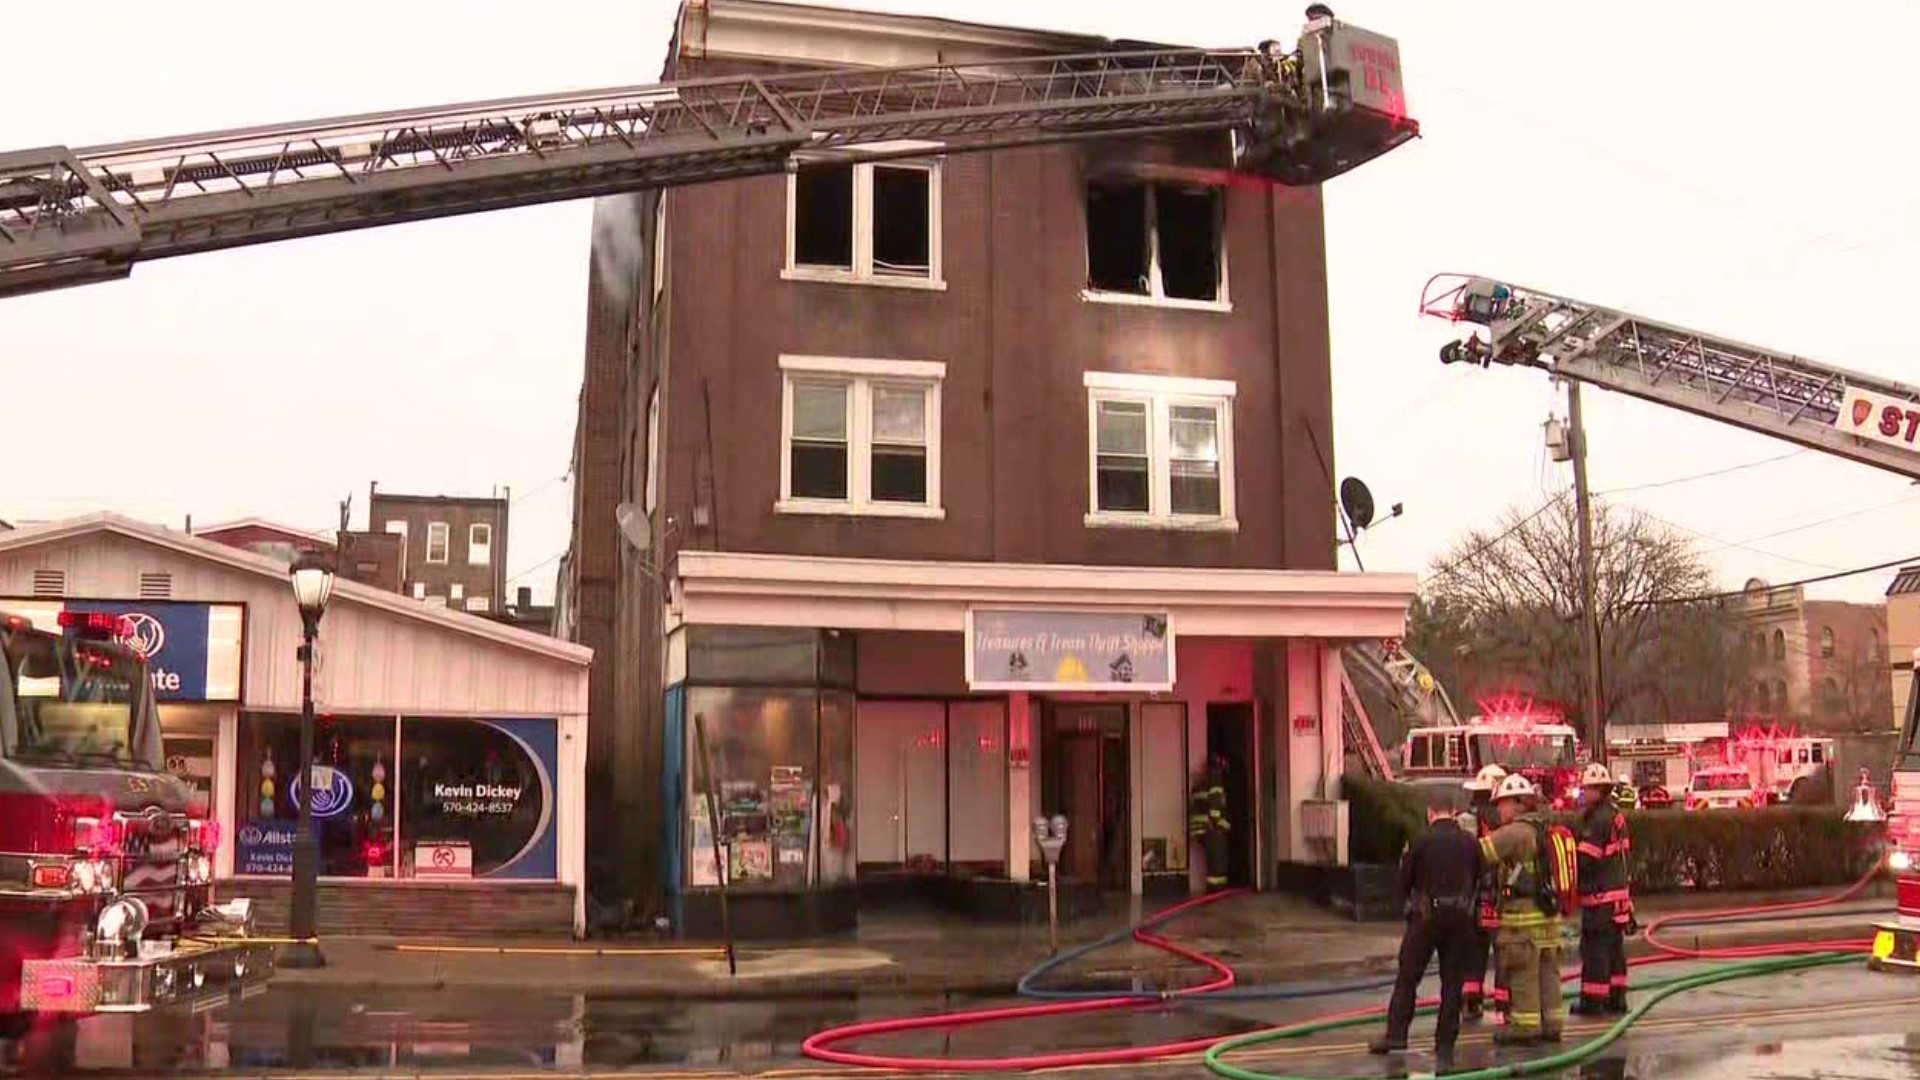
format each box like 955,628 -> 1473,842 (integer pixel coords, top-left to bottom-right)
1732,577 -> 1891,733
1886,565 -> 1920,732
368,483 -> 510,615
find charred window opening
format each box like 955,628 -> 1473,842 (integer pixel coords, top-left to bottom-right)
1084,179 -> 1223,303
794,163 -> 855,270
1086,182 -> 1150,294
871,166 -> 931,277
1154,187 -> 1222,301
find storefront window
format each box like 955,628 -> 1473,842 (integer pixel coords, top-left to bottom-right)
854,701 -> 946,872
686,687 -> 819,891
1141,703 -> 1188,877
236,714 -> 397,878
948,700 -> 1007,876
687,627 -> 819,685
399,718 -> 559,880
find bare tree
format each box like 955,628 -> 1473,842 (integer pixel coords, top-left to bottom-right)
1417,497 -> 1749,736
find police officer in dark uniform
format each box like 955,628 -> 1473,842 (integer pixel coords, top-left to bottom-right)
1369,804 -> 1483,1066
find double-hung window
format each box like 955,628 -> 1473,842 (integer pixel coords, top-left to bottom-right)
1082,178 -> 1228,310
785,144 -> 945,289
779,356 -> 944,518
1085,371 -> 1236,529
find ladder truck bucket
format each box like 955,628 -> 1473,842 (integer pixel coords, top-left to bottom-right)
1421,274 -> 1515,367
1235,9 -> 1419,186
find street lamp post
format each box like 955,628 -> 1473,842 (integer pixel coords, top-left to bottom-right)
283,551 -> 335,969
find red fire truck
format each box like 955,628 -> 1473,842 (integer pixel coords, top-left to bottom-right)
1,608 -> 271,1033
1873,650 -> 1920,969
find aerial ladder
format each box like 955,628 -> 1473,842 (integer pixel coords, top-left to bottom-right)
1338,637 -> 1460,780
1422,274 -> 1920,967
1421,274 -> 1920,482
0,7 -> 1416,299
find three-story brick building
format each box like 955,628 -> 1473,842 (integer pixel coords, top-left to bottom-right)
566,0 -> 1416,935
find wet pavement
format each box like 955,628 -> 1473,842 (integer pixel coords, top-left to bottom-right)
2,960 -> 1918,1077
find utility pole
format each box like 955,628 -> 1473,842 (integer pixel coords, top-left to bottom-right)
1565,379 -> 1607,767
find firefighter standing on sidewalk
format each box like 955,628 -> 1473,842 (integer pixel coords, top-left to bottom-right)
1477,773 -> 1567,1046
1189,756 -> 1231,891
1368,804 -> 1482,1067
1462,764 -> 1510,1022
1573,764 -> 1634,1015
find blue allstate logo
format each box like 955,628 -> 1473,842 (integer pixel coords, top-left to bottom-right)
291,766 -> 355,820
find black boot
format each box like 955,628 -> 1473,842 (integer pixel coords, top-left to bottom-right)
1367,1035 -> 1407,1055
1569,999 -> 1608,1017
1606,993 -> 1629,1016
1434,1046 -> 1457,1074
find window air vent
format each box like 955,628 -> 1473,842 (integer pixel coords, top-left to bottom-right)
139,572 -> 173,599
31,569 -> 64,597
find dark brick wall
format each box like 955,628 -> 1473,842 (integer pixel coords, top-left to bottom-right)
219,880 -> 576,939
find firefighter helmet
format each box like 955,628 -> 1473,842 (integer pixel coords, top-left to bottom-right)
1493,773 -> 1538,802
1465,764 -> 1508,793
1580,763 -> 1616,789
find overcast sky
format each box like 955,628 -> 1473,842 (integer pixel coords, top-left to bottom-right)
5,1 -> 1918,619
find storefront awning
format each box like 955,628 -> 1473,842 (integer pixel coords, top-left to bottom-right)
669,551 -> 1416,639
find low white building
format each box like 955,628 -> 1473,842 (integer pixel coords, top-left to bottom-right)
0,513 -> 591,936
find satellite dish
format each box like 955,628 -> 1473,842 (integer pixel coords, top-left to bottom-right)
614,502 -> 650,552
1339,477 -> 1375,531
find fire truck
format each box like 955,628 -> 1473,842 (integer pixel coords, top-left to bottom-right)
1709,724 -> 1835,805
1872,651 -> 1920,968
1397,695 -> 1585,807
0,608 -> 271,1033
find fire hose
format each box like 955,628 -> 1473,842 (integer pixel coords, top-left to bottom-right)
800,865 -> 1884,1073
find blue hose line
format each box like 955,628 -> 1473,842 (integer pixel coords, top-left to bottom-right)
1016,891 -> 1422,1003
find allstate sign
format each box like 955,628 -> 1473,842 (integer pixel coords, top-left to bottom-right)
288,765 -> 355,820
62,600 -> 243,702
235,819 -> 296,876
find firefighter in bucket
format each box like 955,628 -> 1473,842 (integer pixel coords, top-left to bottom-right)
1190,755 -> 1232,891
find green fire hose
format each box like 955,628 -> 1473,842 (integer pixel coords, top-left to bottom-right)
1204,952 -> 1856,1080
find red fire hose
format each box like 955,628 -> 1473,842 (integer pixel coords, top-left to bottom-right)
801,866 -> 1884,1071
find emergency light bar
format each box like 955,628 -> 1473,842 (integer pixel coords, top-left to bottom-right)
56,611 -> 131,640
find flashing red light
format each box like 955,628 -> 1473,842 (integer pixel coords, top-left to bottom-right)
30,864 -> 72,890
57,610 -> 132,640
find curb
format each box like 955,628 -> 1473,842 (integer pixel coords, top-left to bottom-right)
267,919 -> 1885,1000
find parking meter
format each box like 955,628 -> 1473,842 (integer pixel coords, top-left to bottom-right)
1034,815 -> 1070,953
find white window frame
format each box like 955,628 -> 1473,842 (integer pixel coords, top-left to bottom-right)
783,142 -> 947,292
777,355 -> 945,519
652,191 -> 667,307
644,387 -> 662,515
1080,179 -> 1232,313
450,582 -> 466,601
1083,371 -> 1237,531
466,596 -> 491,613
468,523 -> 492,566
411,582 -> 426,600
425,522 -> 450,564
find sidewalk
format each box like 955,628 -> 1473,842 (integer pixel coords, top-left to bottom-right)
271,885 -> 1893,1000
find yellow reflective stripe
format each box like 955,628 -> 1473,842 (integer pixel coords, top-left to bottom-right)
1479,836 -> 1498,862
1509,1010 -> 1541,1026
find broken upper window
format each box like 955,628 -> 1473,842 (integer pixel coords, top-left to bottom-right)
790,160 -> 938,283
1083,179 -> 1224,304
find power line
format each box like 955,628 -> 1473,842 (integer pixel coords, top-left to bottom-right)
1707,493 -> 1920,551
1626,553 -> 1920,608
1421,492 -> 1568,586
1634,508 -> 1840,573
507,548 -> 566,586
1596,450 -> 1807,497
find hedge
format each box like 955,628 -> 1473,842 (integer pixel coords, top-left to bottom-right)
1341,774 -> 1882,894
